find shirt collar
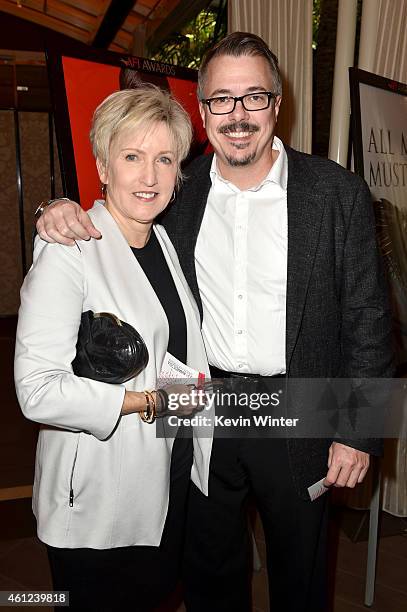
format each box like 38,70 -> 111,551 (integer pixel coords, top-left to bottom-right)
209,135 -> 288,193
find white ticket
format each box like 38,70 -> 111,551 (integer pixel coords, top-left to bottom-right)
159,351 -> 205,386
307,477 -> 330,502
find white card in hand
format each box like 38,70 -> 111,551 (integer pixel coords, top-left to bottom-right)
159,351 -> 205,386
307,478 -> 330,502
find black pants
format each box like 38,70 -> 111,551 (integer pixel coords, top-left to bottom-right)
183,437 -> 328,612
47,437 -> 192,611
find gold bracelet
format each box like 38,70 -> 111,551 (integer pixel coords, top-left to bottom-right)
139,390 -> 156,423
147,391 -> 156,421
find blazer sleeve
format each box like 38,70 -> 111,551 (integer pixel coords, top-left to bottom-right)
14,238 -> 125,440
337,178 -> 394,455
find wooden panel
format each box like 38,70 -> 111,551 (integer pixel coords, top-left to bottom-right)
111,29 -> 133,51
46,0 -> 96,32
92,0 -> 124,34
19,112 -> 51,268
0,1 -> 90,42
119,0 -> 183,43
0,485 -> 33,501
61,0 -> 110,18
0,0 -> 186,49
0,111 -> 23,315
0,49 -> 46,65
15,0 -> 43,10
131,3 -> 152,18
120,12 -> 144,33
109,41 -> 126,53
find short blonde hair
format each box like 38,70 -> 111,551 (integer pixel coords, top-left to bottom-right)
90,85 -> 193,184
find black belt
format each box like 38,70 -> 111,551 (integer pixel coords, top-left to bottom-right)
209,366 -> 285,380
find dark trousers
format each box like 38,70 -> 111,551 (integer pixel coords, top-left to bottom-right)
183,437 -> 328,612
47,438 -> 192,611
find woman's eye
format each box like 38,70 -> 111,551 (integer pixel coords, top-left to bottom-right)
125,154 -> 138,161
159,156 -> 173,164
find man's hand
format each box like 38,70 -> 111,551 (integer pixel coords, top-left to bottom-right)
36,199 -> 102,245
324,442 -> 370,488
157,384 -> 209,417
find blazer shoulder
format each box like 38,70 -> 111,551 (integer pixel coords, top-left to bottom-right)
286,145 -> 367,191
170,154 -> 213,213
33,234 -> 83,268
183,154 -> 213,182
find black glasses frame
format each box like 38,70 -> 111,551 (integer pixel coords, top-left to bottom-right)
201,92 -> 277,115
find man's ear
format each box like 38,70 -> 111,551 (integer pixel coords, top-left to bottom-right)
96,159 -> 108,184
198,101 -> 206,129
274,96 -> 282,122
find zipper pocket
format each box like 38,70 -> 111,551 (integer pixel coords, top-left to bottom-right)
69,436 -> 80,507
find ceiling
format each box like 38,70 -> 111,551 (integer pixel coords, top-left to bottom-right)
0,0 -> 199,54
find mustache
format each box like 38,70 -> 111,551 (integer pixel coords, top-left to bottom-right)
218,122 -> 259,135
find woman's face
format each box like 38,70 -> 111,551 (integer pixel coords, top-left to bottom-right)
98,122 -> 178,231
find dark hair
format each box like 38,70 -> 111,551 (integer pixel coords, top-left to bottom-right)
198,31 -> 282,100
119,68 -> 170,92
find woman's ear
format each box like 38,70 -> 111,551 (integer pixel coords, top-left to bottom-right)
96,159 -> 108,184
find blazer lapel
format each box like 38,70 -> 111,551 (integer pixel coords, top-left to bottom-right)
176,155 -> 213,318
286,147 -> 326,371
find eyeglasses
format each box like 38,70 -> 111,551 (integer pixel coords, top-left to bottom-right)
201,92 -> 277,115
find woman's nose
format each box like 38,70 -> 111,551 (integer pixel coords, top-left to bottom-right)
140,161 -> 158,186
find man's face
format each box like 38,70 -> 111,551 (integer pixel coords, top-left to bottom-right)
199,54 -> 281,174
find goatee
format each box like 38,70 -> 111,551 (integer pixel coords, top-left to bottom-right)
225,152 -> 256,167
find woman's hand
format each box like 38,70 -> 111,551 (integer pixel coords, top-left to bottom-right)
121,391 -> 151,416
122,382 -> 219,420
121,384 -> 211,419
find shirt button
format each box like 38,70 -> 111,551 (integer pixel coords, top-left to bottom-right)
237,294 -> 243,299
237,330 -> 243,335
237,363 -> 243,369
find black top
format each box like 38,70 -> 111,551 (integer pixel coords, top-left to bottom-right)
131,231 -> 187,363
131,230 -> 192,479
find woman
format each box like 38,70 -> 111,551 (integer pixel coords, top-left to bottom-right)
14,86 -> 212,610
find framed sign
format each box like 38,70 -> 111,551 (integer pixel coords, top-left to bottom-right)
47,46 -> 209,209
350,68 -> 407,368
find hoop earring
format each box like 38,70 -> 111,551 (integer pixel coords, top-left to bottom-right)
169,189 -> 176,204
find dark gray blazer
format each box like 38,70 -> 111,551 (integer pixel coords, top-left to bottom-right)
161,145 -> 393,498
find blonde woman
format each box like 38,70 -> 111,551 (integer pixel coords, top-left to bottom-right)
15,86 -> 211,611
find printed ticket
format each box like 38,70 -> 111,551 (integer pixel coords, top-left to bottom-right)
159,352 -> 205,386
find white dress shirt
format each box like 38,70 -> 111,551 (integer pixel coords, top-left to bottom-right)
195,136 -> 288,375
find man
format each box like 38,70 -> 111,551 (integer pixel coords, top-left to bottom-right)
35,33 -> 393,611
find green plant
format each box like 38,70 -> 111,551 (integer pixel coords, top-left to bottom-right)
152,7 -> 227,69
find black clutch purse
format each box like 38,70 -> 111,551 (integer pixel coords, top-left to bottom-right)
72,311 -> 149,384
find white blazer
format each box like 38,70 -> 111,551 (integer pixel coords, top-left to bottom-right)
14,201 -> 212,549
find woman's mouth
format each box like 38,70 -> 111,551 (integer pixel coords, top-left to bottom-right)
133,191 -> 158,201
